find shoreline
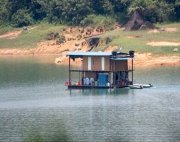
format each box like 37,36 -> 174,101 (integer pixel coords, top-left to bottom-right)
0,23 -> 179,68
134,53 -> 180,68
0,48 -> 179,68
56,53 -> 180,68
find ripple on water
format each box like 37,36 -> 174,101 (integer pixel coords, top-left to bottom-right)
0,57 -> 180,142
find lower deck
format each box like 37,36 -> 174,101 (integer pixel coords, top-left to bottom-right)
68,85 -> 128,89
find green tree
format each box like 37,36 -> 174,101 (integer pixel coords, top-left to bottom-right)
91,0 -> 116,15
30,0 -> 47,21
175,0 -> 180,21
46,0 -> 92,25
11,9 -> 33,27
0,0 -> 9,25
165,0 -> 180,21
128,0 -> 174,22
0,0 -> 179,26
156,1 -> 174,22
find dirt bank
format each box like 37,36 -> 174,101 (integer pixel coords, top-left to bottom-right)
134,53 -> 180,68
147,41 -> 180,47
54,53 -> 180,68
0,30 -> 22,39
0,44 -> 179,68
0,39 -> 89,55
0,48 -> 179,68
0,26 -> 179,68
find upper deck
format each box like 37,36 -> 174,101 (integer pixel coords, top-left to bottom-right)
67,51 -> 134,72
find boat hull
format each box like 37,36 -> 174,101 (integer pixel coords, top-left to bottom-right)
128,85 -> 143,89
129,84 -> 153,89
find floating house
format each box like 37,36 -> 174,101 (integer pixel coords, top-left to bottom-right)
66,51 -> 134,89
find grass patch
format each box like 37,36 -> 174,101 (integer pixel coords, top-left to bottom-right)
156,22 -> 180,29
80,14 -> 116,30
0,25 -> 15,35
97,23 -> 180,54
0,23 -> 65,49
0,22 -> 179,55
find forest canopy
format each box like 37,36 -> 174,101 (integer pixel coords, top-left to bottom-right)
0,0 -> 179,27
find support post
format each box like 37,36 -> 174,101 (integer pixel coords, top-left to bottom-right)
110,60 -> 112,87
132,58 -> 134,85
79,71 -> 80,84
113,61 -> 116,87
69,56 -> 71,85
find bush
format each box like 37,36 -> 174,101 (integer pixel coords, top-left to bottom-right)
11,9 -> 33,27
56,35 -> 65,44
115,12 -> 129,25
46,32 -> 59,40
80,14 -> 116,29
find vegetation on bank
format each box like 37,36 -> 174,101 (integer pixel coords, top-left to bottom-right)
0,0 -> 179,54
0,23 -> 64,48
0,25 -> 14,35
0,0 -> 179,27
0,22 -> 179,55
98,23 -> 180,54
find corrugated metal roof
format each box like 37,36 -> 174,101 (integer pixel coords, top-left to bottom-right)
67,51 -> 112,57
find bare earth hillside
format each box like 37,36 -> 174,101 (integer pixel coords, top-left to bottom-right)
0,25 -> 179,68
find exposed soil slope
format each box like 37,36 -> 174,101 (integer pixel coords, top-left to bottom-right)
0,26 -> 179,68
147,41 -> 180,47
0,30 -> 22,39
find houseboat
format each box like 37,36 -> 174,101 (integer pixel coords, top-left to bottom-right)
66,51 -> 134,89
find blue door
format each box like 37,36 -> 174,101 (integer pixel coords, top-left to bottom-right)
98,73 -> 108,86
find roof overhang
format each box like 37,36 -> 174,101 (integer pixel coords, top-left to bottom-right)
67,51 -> 112,58
66,51 -> 134,59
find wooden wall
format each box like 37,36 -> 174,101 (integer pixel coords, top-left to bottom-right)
82,56 -> 110,71
82,57 -> 88,70
82,56 -> 128,71
111,60 -> 128,71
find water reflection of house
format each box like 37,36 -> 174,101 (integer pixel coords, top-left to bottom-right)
66,51 -> 134,89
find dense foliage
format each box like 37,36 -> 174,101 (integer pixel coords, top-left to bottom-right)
0,0 -> 179,27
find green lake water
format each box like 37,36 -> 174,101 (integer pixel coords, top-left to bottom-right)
0,56 -> 180,142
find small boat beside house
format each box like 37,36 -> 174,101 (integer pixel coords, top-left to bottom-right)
65,50 -> 135,89
128,83 -> 153,89
128,84 -> 143,89
141,84 -> 153,88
